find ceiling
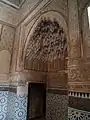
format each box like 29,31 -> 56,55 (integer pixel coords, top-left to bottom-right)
0,0 -> 26,9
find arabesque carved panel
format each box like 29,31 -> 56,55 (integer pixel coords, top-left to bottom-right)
24,18 -> 67,70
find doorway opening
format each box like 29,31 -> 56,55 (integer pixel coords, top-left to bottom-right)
27,83 -> 46,120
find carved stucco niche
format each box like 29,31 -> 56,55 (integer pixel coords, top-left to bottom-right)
23,14 -> 68,72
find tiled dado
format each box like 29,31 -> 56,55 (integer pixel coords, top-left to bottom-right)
46,89 -> 68,120
0,91 -> 8,120
68,91 -> 90,119
8,92 -> 27,120
0,85 -> 27,120
68,107 -> 90,120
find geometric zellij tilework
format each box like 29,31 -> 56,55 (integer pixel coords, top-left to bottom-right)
0,91 -> 8,120
0,91 -> 27,120
68,107 -> 90,120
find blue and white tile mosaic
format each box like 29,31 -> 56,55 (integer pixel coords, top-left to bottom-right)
0,91 -> 8,120
14,94 -> 27,120
68,107 -> 90,120
0,91 -> 27,120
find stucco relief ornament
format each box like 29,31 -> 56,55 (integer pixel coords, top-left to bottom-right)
68,68 -> 81,81
10,72 -> 26,86
25,18 -> 67,69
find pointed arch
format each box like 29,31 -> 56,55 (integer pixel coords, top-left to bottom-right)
23,11 -> 68,71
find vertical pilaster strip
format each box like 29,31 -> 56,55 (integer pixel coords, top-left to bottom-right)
68,0 -> 83,91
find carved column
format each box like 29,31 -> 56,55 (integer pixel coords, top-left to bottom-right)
68,0 -> 84,92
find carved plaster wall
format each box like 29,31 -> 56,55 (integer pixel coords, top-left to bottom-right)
20,13 -> 67,94
68,0 -> 83,92
11,0 -> 68,72
9,0 -> 68,92
68,0 -> 90,92
3,0 -> 90,93
0,23 -> 15,75
1,0 -> 90,119
24,18 -> 67,72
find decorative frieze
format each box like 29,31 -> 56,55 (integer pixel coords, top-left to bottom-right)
68,91 -> 90,99
68,82 -> 90,93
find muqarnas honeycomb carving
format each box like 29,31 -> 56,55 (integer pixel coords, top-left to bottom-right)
24,18 -> 67,71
